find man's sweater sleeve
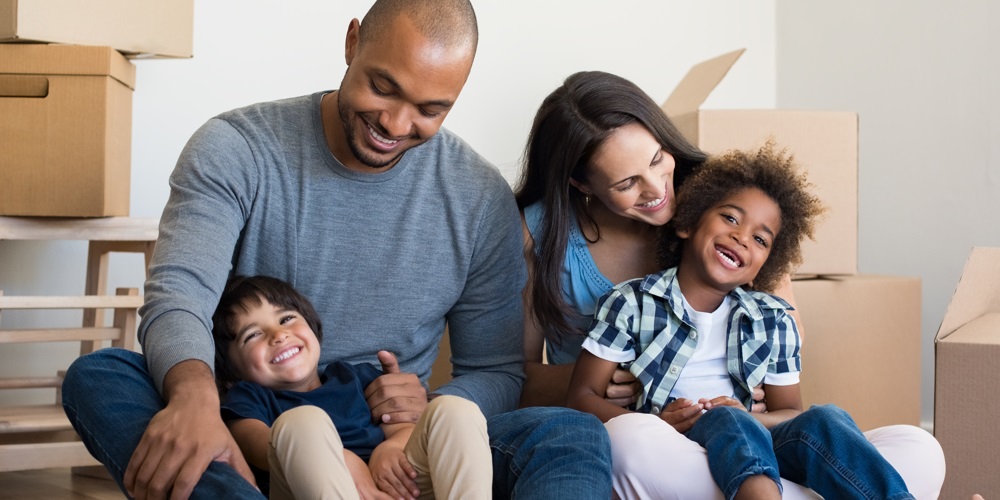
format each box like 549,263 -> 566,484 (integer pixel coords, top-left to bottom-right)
139,118 -> 257,393
432,183 -> 526,418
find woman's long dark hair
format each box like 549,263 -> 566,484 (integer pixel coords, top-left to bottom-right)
513,71 -> 707,345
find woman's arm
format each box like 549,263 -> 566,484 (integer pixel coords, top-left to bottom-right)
751,383 -> 803,428
226,418 -> 271,471
566,350 -> 631,423
518,217 -> 641,408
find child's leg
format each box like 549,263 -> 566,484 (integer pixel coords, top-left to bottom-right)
685,406 -> 782,500
770,404 -> 913,500
604,412 -> 821,500
268,405 -> 361,500
403,395 -> 491,500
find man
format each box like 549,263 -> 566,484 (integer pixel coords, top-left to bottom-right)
62,0 -> 612,498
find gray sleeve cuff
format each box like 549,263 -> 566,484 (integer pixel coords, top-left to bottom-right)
141,310 -> 217,394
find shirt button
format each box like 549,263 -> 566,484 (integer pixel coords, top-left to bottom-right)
651,405 -> 661,415
670,366 -> 679,374
689,331 -> 697,339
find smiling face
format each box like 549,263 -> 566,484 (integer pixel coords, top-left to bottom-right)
226,298 -> 322,393
677,187 -> 782,300
329,14 -> 473,172
573,122 -> 678,227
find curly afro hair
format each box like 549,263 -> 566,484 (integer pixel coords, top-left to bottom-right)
658,142 -> 826,292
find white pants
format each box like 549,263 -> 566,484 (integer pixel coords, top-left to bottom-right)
605,413 -> 945,500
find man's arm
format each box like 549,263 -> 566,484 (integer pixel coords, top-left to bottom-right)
128,118 -> 261,498
431,187 -> 526,417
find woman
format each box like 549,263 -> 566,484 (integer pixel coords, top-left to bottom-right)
514,70 -> 944,499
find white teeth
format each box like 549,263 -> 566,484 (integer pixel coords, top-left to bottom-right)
717,249 -> 740,267
271,347 -> 300,364
367,123 -> 398,145
639,197 -> 663,208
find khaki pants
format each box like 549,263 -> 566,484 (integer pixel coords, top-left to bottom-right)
267,395 -> 492,499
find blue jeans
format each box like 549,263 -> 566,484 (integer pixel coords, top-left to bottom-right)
686,404 -> 914,500
63,348 -> 612,499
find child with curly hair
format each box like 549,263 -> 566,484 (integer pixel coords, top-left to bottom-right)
567,144 -> 914,499
212,275 -> 491,500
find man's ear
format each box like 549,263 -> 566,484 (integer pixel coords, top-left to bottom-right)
345,18 -> 361,65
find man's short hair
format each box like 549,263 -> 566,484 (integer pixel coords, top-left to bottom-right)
360,0 -> 478,52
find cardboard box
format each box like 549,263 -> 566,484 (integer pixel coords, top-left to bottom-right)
663,49 -> 858,276
0,0 -> 193,58
792,274 -> 921,431
0,45 -> 135,217
934,247 -> 1000,499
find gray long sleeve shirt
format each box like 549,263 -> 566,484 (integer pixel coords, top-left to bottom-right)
139,92 -> 526,417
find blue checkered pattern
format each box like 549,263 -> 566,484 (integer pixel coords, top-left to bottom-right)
587,267 -> 801,412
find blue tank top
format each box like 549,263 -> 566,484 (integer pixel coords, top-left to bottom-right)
524,202 -> 616,365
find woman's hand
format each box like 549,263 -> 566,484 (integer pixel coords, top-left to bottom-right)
658,398 -> 705,433
751,384 -> 767,413
604,367 -> 641,407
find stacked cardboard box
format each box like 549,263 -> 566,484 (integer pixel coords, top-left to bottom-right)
661,50 -> 922,431
934,247 -> 1000,498
0,1 -> 193,217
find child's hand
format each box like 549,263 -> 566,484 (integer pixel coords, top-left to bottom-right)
700,395 -> 747,412
345,451 -> 395,500
369,443 -> 419,500
659,398 -> 705,432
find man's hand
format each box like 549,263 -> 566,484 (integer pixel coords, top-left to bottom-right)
123,360 -> 256,500
604,367 -> 641,408
365,351 -> 427,424
658,398 -> 705,433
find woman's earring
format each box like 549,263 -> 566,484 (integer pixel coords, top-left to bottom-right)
584,193 -> 592,206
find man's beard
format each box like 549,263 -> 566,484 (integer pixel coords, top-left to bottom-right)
337,91 -> 406,169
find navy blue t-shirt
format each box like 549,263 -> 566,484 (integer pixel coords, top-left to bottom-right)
221,360 -> 386,459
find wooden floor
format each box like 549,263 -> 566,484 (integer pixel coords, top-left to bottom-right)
0,468 -> 121,499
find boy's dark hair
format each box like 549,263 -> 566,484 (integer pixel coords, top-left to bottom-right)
211,275 -> 323,393
658,142 -> 825,292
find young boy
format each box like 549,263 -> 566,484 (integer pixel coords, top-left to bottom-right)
212,275 -> 491,500
567,144 -> 913,500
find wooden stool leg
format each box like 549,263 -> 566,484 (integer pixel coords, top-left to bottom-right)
81,241 -> 112,355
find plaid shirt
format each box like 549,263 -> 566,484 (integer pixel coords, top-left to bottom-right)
586,267 -> 801,413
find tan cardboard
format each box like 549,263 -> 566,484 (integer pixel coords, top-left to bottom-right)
934,247 -> 1000,499
0,45 -> 134,217
663,50 -> 858,276
0,0 -> 193,58
792,275 -> 921,431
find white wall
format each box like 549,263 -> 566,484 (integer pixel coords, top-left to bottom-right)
776,1 -> 1000,425
0,1 -> 776,404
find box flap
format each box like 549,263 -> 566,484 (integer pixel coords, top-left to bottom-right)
661,48 -> 745,117
936,247 -> 1000,341
938,313 -> 1000,345
0,44 -> 135,89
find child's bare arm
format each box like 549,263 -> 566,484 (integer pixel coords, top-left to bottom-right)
345,449 -> 395,500
226,418 -> 271,470
370,422 -> 419,499
567,350 -> 632,423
